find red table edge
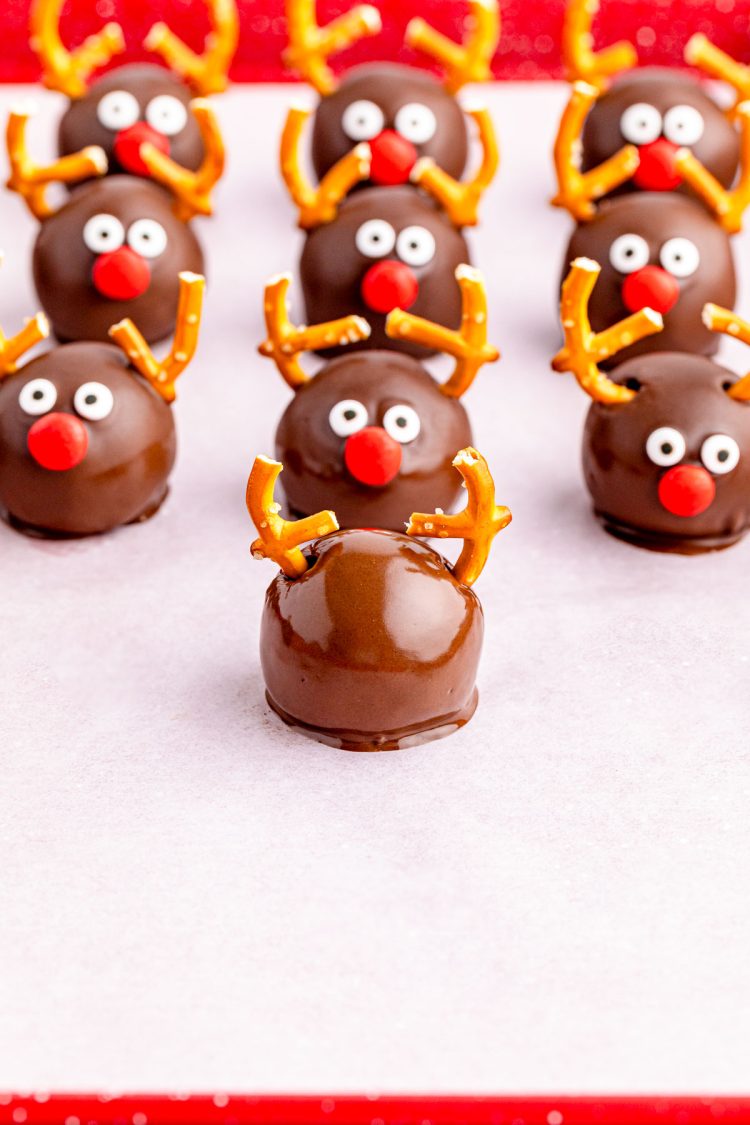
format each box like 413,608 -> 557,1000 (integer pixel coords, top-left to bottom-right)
2,1096 -> 750,1124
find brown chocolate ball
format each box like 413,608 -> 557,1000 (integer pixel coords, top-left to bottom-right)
59,65 -> 204,181
261,528 -> 483,751
583,352 -> 750,553
0,343 -> 176,536
311,63 -> 468,189
300,187 -> 469,357
581,68 -> 739,201
276,350 -> 472,530
563,193 -> 735,366
33,176 -> 204,344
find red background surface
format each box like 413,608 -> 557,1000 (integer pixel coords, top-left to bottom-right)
3,0 -> 750,85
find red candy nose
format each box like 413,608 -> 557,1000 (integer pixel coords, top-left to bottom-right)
27,412 -> 88,472
114,121 -> 170,177
344,426 -> 403,487
369,130 -> 419,186
658,464 -> 716,517
92,246 -> 151,301
622,265 -> 680,315
633,137 -> 682,191
361,260 -> 419,314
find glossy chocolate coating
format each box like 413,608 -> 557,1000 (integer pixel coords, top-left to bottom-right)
33,176 -> 204,344
300,187 -> 469,357
276,350 -> 472,530
581,68 -> 739,201
59,65 -> 204,179
311,63 -> 468,185
563,194 -> 735,365
583,352 -> 750,552
0,343 -> 176,536
261,528 -> 483,751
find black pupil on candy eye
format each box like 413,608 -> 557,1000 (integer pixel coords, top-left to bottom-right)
718,449 -> 729,462
32,390 -> 43,400
661,442 -> 673,455
85,394 -> 97,405
344,409 -> 356,421
395,416 -> 407,428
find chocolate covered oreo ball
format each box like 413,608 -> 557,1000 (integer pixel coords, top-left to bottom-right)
58,65 -> 204,181
563,193 -> 735,365
300,187 -> 469,356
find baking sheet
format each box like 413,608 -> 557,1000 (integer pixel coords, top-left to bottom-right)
1,82 -> 749,1094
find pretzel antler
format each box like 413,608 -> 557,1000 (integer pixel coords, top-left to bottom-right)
259,273 -> 370,390
552,258 -> 663,403
109,272 -> 204,403
685,34 -> 750,117
0,257 -> 49,377
407,448 -> 510,587
247,455 -> 339,579
30,0 -> 125,99
702,303 -> 750,402
144,0 -> 239,96
280,106 -> 372,229
562,0 -> 637,91
386,265 -> 498,399
552,81 -> 639,221
139,100 -> 225,222
406,0 -> 500,95
6,106 -> 107,221
283,0 -> 382,96
675,102 -> 750,235
411,105 -> 498,228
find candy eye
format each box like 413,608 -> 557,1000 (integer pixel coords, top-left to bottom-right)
145,94 -> 188,137
701,433 -> 740,475
396,225 -> 436,267
646,426 -> 686,467
382,403 -> 421,443
97,90 -> 140,131
620,102 -> 662,145
659,236 -> 700,278
73,382 -> 114,421
663,104 -> 704,146
609,233 -> 650,274
342,99 -> 385,141
355,219 -> 396,258
83,213 -> 125,254
329,399 -> 369,437
127,218 -> 168,259
394,102 -> 437,145
18,378 -> 57,416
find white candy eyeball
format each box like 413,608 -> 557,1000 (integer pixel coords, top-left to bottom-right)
394,102 -> 437,145
18,378 -> 57,416
145,94 -> 188,137
355,219 -> 396,259
73,382 -> 115,422
620,102 -> 663,145
663,104 -> 705,147
127,218 -> 168,259
97,90 -> 140,131
83,213 -> 125,254
646,426 -> 686,467
342,99 -> 385,142
329,399 -> 369,437
659,236 -> 700,278
609,232 -> 650,274
382,404 -> 421,443
701,433 -> 740,475
396,225 -> 436,267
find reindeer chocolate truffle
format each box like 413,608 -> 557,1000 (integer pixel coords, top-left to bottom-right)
281,0 -> 498,224
6,106 -> 222,344
259,268 -> 498,529
558,0 -> 749,202
0,272 -> 204,537
554,91 -> 750,364
298,186 -> 470,356
31,0 -> 237,180
247,448 -> 511,752
553,258 -> 750,553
